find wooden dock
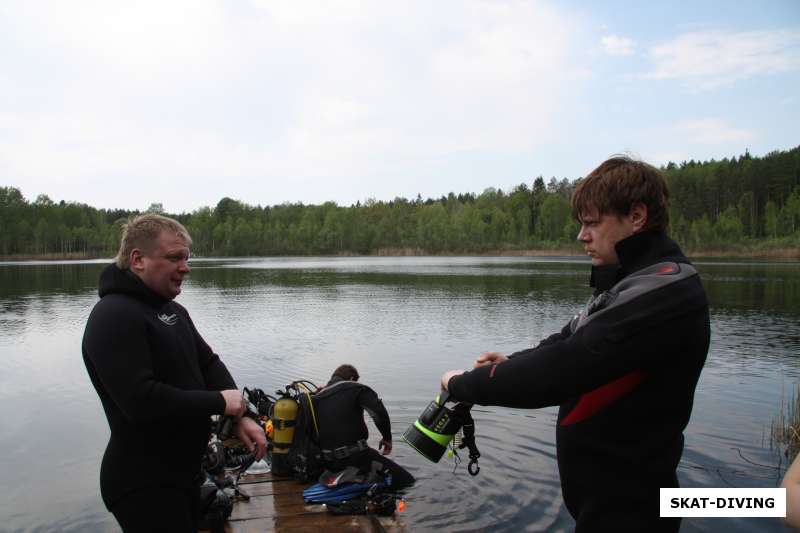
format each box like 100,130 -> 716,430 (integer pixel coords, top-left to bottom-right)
216,471 -> 407,532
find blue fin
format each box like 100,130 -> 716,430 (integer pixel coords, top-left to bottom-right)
303,481 -> 386,503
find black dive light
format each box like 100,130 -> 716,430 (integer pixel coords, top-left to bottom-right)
402,390 -> 481,475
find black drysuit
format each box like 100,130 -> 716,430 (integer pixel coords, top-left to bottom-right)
448,231 -> 710,532
82,264 -> 235,520
314,377 -> 415,487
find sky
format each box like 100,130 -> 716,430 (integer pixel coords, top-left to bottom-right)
1,0 -> 798,214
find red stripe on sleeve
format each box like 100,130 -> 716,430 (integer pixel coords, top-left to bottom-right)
559,370 -> 646,426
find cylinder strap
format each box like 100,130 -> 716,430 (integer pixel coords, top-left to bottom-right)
274,419 -> 297,430
304,392 -> 320,438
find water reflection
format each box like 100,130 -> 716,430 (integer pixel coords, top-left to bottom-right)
0,257 -> 797,532
699,261 -> 800,315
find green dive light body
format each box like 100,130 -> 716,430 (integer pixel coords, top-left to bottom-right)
402,391 -> 463,462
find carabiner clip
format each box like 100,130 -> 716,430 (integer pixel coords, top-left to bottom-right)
468,459 -> 480,476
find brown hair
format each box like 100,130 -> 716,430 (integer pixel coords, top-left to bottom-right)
332,364 -> 360,381
571,156 -> 669,232
115,214 -> 192,269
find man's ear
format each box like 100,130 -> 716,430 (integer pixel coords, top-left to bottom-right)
629,202 -> 648,233
130,248 -> 144,272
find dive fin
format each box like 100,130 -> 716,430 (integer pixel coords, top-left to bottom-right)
303,481 -> 386,503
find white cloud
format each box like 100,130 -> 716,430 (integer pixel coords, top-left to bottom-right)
0,1 -> 589,210
601,35 -> 634,56
647,29 -> 800,89
675,118 -> 755,145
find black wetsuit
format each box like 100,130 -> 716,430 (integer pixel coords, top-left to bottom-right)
314,377 -> 415,487
82,264 -> 235,531
448,231 -> 709,532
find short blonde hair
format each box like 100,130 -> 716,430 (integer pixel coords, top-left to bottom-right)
115,214 -> 192,269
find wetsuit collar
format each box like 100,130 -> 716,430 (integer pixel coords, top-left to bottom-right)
317,376 -> 362,400
323,375 -> 356,391
589,230 -> 685,292
589,264 -> 620,293
98,263 -> 171,307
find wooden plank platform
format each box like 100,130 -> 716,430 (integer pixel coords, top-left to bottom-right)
216,471 -> 406,532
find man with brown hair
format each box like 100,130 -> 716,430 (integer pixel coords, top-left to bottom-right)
441,157 -> 710,532
82,214 -> 266,532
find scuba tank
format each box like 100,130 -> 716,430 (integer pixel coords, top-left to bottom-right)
402,390 -> 481,475
270,388 -> 299,476
262,380 -> 321,479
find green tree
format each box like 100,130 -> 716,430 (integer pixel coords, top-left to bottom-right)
690,216 -> 714,249
779,188 -> 800,236
146,203 -> 165,214
537,194 -> 570,242
764,200 -> 779,239
714,206 -> 744,242
34,219 -> 49,254
4,145 -> 799,258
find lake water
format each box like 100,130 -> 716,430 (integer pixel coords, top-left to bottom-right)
0,256 -> 798,532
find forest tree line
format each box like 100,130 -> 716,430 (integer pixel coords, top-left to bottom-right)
1,147 -> 799,258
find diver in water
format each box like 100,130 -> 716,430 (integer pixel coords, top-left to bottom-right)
313,364 -> 415,488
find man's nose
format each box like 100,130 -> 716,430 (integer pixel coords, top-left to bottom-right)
577,226 -> 589,242
178,260 -> 190,273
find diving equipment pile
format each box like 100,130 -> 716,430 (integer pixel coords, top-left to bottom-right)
267,380 -> 324,481
199,386 -> 278,532
223,381 -> 324,481
199,416 -> 257,533
200,379 -> 410,526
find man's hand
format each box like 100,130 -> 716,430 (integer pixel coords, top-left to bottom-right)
379,439 -> 392,455
235,417 -> 267,461
220,389 -> 246,419
441,369 -> 465,392
474,351 -> 508,368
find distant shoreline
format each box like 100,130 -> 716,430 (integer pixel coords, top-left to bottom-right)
2,247 -> 798,262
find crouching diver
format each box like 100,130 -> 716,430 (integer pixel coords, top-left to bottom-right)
313,364 -> 415,489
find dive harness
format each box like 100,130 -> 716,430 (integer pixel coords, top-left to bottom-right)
321,439 -> 369,461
